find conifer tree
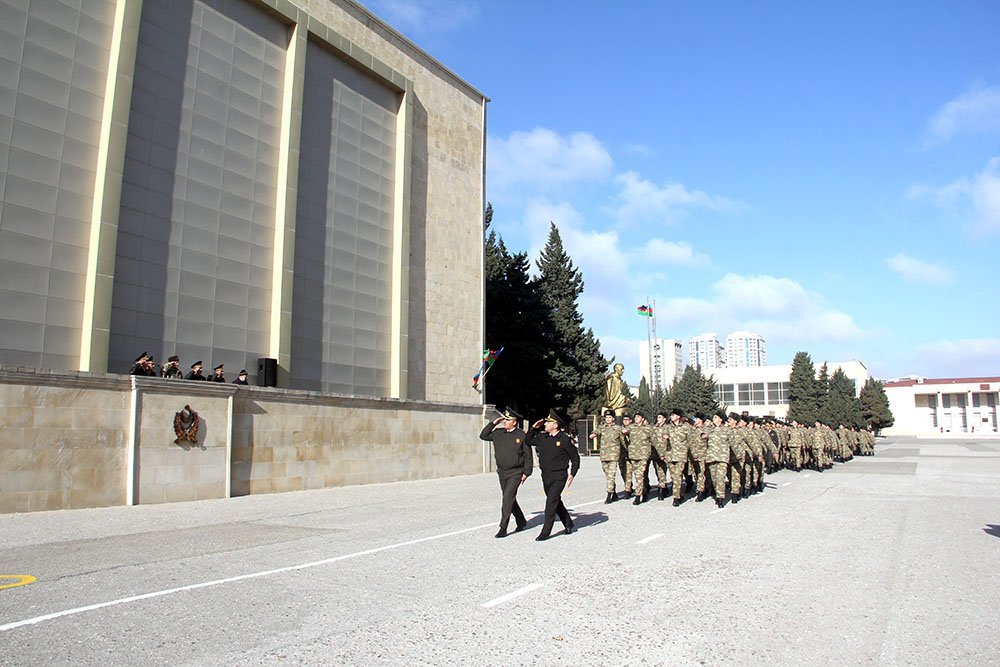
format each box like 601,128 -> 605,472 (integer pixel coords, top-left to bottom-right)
668,366 -> 720,416
817,362 -> 831,423
535,222 -> 608,419
632,377 -> 652,419
859,378 -> 894,433
787,351 -> 821,423
823,368 -> 862,427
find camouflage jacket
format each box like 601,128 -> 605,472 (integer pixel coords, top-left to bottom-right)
595,422 -> 624,462
627,424 -> 654,460
704,423 -> 731,463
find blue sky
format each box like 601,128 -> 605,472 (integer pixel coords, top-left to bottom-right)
366,0 -> 1000,383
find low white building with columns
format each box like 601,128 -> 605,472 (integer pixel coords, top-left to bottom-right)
882,377 -> 999,436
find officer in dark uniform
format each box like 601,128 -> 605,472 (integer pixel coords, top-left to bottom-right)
210,363 -> 226,383
232,369 -> 249,385
185,361 -> 207,381
479,407 -> 533,538
526,409 -> 580,541
161,355 -> 183,379
129,352 -> 149,376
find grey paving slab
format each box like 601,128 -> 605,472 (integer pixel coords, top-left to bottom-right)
0,437 -> 998,665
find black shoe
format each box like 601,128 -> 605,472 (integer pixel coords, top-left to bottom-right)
696,492 -> 706,502
624,490 -> 634,499
632,494 -> 641,505
495,529 -> 508,538
716,498 -> 725,508
672,498 -> 681,507
605,492 -> 615,504
731,496 -> 740,504
564,523 -> 574,535
535,534 -> 550,541
658,487 -> 667,500
514,523 -> 527,533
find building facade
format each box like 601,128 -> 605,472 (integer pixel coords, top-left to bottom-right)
639,337 -> 682,391
725,330 -> 766,368
882,377 -> 999,435
689,332 -> 724,370
0,0 -> 489,512
711,360 -> 869,419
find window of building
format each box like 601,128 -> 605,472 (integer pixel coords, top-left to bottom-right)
738,383 -> 751,405
927,395 -> 936,409
714,383 -> 735,406
767,381 -> 789,405
989,394 -> 997,407
751,382 -> 765,405
942,395 -> 951,409
973,394 -> 981,408
957,394 -> 966,408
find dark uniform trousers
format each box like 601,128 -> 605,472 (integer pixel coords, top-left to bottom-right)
497,469 -> 527,531
539,471 -> 572,538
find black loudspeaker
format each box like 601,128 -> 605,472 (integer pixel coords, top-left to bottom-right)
257,357 -> 277,387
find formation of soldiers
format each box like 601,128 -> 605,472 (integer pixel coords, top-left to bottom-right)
591,409 -> 877,508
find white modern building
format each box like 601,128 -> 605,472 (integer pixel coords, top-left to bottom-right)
639,337 -> 683,391
725,331 -> 766,368
689,333 -> 724,370
711,360 -> 869,418
881,377 -> 999,435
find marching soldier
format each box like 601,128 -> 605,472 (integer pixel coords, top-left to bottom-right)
666,409 -> 692,506
527,410 -> 580,541
651,412 -> 671,500
627,413 -> 654,504
480,407 -> 532,538
619,414 -> 634,498
727,413 -> 750,502
590,411 -> 626,503
689,413 -> 709,501
704,413 -> 731,508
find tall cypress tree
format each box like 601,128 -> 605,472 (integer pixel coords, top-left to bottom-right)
668,366 -> 720,416
787,351 -> 821,423
535,222 -> 607,419
632,376 -> 652,419
817,362 -> 831,423
859,378 -> 894,433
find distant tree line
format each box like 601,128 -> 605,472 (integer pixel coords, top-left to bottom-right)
787,351 -> 894,432
483,204 -> 606,422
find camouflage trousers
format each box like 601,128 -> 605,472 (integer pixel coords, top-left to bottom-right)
729,456 -> 745,495
619,452 -> 631,491
668,461 -> 687,499
601,461 -> 619,493
630,458 -> 649,496
747,457 -> 763,489
647,447 -> 669,489
788,446 -> 802,469
706,461 -> 728,499
688,457 -> 706,493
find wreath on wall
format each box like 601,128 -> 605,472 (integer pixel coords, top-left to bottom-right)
173,405 -> 200,445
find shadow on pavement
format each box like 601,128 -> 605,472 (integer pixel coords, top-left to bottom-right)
983,524 -> 1000,538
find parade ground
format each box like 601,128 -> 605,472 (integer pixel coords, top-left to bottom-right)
1,437 -> 998,665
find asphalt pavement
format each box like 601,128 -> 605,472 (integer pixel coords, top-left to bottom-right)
1,436 -> 998,665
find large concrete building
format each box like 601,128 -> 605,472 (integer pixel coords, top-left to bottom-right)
882,376 -> 999,436
689,332 -> 724,370
725,330 -> 766,368
711,360 -> 869,419
0,0 -> 488,512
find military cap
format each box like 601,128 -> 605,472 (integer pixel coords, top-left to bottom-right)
214,363 -> 224,371
501,406 -> 523,421
544,408 -> 566,427
695,412 -> 708,421
191,360 -> 203,369
167,355 -> 180,363
728,412 -> 741,421
238,369 -> 248,375
135,351 -> 148,362
670,408 -> 684,417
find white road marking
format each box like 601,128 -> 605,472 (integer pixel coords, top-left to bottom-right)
710,508 -> 725,514
482,582 -> 544,608
0,495 -> 609,634
636,533 -> 663,545
803,474 -> 812,478
782,482 -> 792,487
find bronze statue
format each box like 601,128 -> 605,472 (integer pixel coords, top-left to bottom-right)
603,359 -> 629,417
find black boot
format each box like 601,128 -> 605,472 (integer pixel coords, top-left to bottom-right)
633,493 -> 643,505
716,497 -> 725,508
658,487 -> 667,500
624,490 -> 634,499
731,494 -> 740,504
696,491 -> 707,502
672,497 -> 681,507
605,492 -> 615,504
495,528 -> 508,538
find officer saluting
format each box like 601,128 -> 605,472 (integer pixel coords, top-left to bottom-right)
526,409 -> 580,541
479,407 -> 532,538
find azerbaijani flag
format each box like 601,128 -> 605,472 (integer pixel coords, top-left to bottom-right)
636,305 -> 653,317
472,347 -> 504,387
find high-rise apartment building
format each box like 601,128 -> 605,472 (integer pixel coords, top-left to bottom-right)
689,333 -> 724,370
725,331 -> 766,368
639,338 -> 683,390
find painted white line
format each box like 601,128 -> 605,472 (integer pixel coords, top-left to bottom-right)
782,482 -> 792,487
482,582 -> 544,608
710,508 -> 725,514
0,495 -> 610,634
636,533 -> 663,545
0,520 -> 497,634
803,474 -> 812,478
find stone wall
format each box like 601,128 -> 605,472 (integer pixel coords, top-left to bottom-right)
0,368 -> 486,513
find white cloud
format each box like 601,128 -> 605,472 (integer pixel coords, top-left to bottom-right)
906,157 -> 1000,234
487,129 -> 613,201
366,0 -> 478,36
611,171 -> 745,225
924,84 -> 1000,145
595,335 -> 642,384
641,239 -> 710,266
654,273 -> 862,344
914,338 -> 1000,377
886,253 -> 954,285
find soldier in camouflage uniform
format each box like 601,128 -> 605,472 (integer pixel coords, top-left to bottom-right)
620,414 -> 634,497
627,413 -> 654,504
690,413 -> 709,501
666,409 -> 693,506
787,420 -> 806,471
727,413 -> 750,502
745,419 -> 766,494
590,411 -> 627,503
704,413 -> 731,507
650,412 -> 672,500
